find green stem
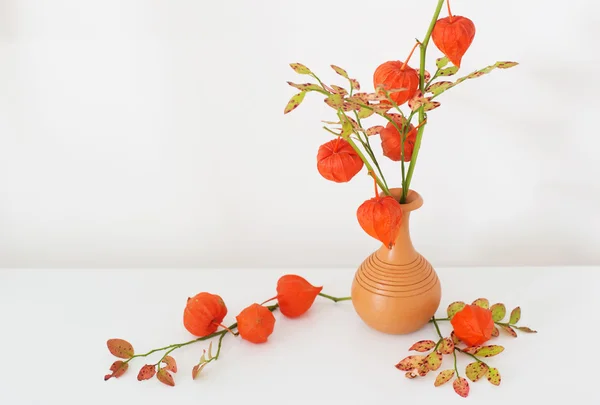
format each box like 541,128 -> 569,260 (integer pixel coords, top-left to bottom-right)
403,0 -> 445,202
452,349 -> 460,377
429,317 -> 450,322
431,316 -> 444,340
455,348 -> 489,367
318,293 -> 352,302
352,111 -> 389,190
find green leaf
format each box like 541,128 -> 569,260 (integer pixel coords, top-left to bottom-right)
409,340 -> 436,352
284,92 -> 306,114
427,351 -> 443,371
440,338 -> 454,355
466,362 -> 488,382
475,345 -> 504,357
509,307 -> 521,324
453,377 -> 470,398
426,81 -> 453,96
324,93 -> 344,109
436,56 -> 450,69
439,66 -> 459,76
500,325 -> 517,337
434,369 -> 455,387
395,355 -> 425,371
472,298 -> 489,309
487,367 -> 501,386
516,326 -> 537,333
490,303 -> 506,322
447,301 -> 466,319
290,63 -> 312,75
330,85 -> 348,96
331,64 -> 349,78
106,339 -> 134,359
350,78 -> 361,91
341,120 -> 353,137
495,61 -> 519,69
287,82 -> 322,92
357,107 -> 374,119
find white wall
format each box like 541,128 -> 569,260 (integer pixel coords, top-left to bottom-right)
0,0 -> 598,268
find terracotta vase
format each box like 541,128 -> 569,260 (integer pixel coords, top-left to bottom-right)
351,188 -> 441,334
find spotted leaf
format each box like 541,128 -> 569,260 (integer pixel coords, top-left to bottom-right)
405,371 -> 418,379
330,85 -> 348,96
491,326 -> 499,337
162,356 -> 177,373
409,340 -> 436,352
192,363 -> 208,380
290,63 -> 312,75
462,346 -> 481,354
434,369 -> 455,387
451,331 -> 461,345
440,338 -> 454,355
331,65 -> 349,78
447,301 -> 466,319
509,307 -> 521,324
416,361 -> 430,376
516,326 -> 537,333
487,367 -> 501,386
286,82 -> 321,92
500,325 -> 517,337
436,56 -> 450,69
395,355 -> 425,371
426,81 -> 453,96
137,364 -> 156,381
439,66 -> 459,76
472,298 -> 489,309
106,339 -> 134,359
157,368 -> 175,387
495,61 -> 519,69
284,92 -> 306,114
453,377 -> 470,398
104,360 -> 128,381
324,93 -> 344,109
465,362 -> 488,382
427,351 -> 443,371
350,78 -> 360,91
366,125 -> 384,136
357,107 -> 374,119
490,303 -> 506,322
475,345 -> 504,357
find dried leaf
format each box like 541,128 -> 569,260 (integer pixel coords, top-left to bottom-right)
500,325 -> 517,337
440,338 -> 455,355
331,64 -> 349,78
157,368 -> 175,387
453,377 -> 470,398
434,369 -> 455,387
447,301 -> 466,319
330,85 -> 348,96
405,371 -> 418,379
516,326 -> 537,333
350,78 -> 361,91
427,351 -> 443,371
451,331 -> 461,345
290,63 -> 312,75
208,342 -> 214,359
162,356 -> 177,373
348,93 -> 369,103
495,61 -> 519,69
104,360 -> 128,381
137,364 -> 156,381
462,346 -> 481,354
409,340 -> 436,352
192,363 -> 208,380
369,103 -> 393,113
357,107 -> 374,119
491,326 -> 499,337
439,66 -> 459,76
475,345 -> 504,357
284,92 -> 306,114
366,125 -> 384,136
487,367 -> 501,385
509,307 -> 521,324
436,56 -> 450,69
395,355 -> 425,371
107,339 -> 134,359
426,81 -> 453,96
472,298 -> 489,309
490,303 -> 506,322
466,362 -> 488,382
287,82 -> 321,92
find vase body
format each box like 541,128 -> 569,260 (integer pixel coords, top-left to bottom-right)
351,188 -> 441,334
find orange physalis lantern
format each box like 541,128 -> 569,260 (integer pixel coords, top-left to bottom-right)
236,303 -> 276,344
379,116 -> 418,162
276,274 -> 323,318
183,292 -> 228,337
450,304 -> 494,347
356,194 -> 403,249
431,0 -> 475,68
373,42 -> 420,106
317,138 -> 363,183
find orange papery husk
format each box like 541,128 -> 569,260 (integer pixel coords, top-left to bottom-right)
432,16 -> 476,68
276,274 -> 323,318
379,116 -> 418,162
317,138 -> 364,183
183,292 -> 228,337
373,61 -> 419,106
236,303 -> 276,344
356,196 -> 403,249
450,304 -> 494,347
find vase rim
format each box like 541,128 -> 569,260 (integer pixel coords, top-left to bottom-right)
386,188 -> 423,213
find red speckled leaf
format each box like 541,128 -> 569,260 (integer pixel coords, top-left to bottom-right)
409,340 -> 436,352
290,63 -> 312,75
462,346 -> 481,354
501,325 -> 517,337
475,345 -> 504,357
447,301 -> 466,319
440,338 -> 455,355
439,66 -> 459,76
516,326 -> 537,333
495,61 -> 519,69
287,82 -> 321,92
106,339 -> 134,359
436,56 -> 450,68
466,362 -> 488,382
453,377 -> 470,397
490,303 -> 506,322
491,326 -> 499,337
434,369 -> 454,387
162,356 -> 177,373
395,355 -> 425,371
472,298 -> 489,309
137,364 -> 156,381
366,125 -> 385,136
370,103 -> 393,113
284,92 -> 306,114
331,65 -> 349,78
330,85 -> 348,96
157,368 -> 175,387
427,351 -> 443,371
426,81 -> 453,96
509,307 -> 521,324
405,371 -> 418,379
350,78 -> 360,91
192,363 -> 208,380
487,367 -> 501,385
417,361 -> 430,377
348,93 -> 369,103
104,360 -> 128,381
451,331 -> 461,344
324,93 -> 344,109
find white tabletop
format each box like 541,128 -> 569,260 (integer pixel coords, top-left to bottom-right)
1,266 -> 598,404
